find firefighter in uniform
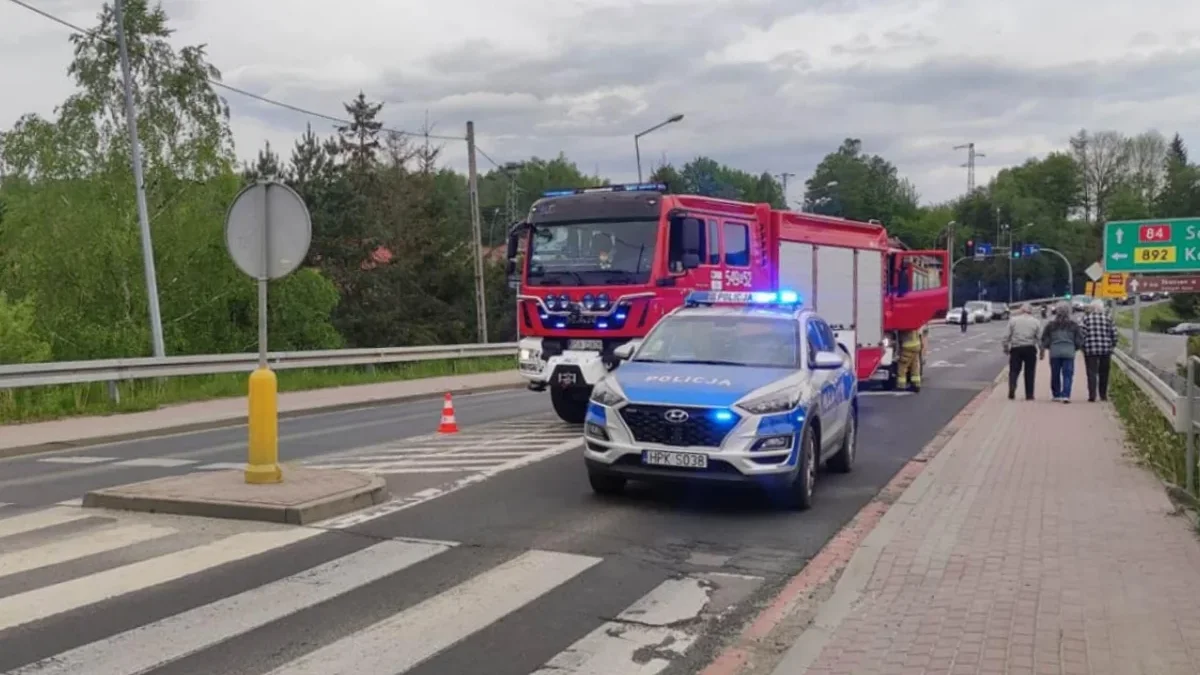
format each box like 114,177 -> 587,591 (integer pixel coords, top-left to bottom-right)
895,328 -> 924,392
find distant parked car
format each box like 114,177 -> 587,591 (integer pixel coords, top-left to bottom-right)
1166,322 -> 1200,336
964,301 -> 992,323
991,302 -> 1010,320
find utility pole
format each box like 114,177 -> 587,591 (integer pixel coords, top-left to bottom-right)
115,0 -> 165,359
953,142 -> 985,194
777,172 -> 795,207
465,121 -> 488,343
946,220 -> 956,311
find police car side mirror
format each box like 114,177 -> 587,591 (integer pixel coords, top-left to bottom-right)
812,352 -> 843,370
613,341 -> 639,360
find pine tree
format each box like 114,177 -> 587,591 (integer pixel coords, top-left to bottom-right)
336,92 -> 383,174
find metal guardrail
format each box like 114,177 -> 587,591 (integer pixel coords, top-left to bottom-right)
1113,347 -> 1198,495
0,294 -> 1076,389
0,343 -> 518,390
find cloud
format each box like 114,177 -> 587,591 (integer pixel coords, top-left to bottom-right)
2,0 -> 1199,206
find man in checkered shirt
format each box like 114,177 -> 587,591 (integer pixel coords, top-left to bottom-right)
1081,300 -> 1118,401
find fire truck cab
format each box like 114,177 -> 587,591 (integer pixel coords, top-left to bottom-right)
506,183 -> 947,422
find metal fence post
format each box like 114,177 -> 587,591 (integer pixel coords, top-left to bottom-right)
1188,357 -> 1197,495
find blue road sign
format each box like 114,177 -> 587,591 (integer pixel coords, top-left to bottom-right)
1023,243 -> 1040,256
976,243 -> 993,257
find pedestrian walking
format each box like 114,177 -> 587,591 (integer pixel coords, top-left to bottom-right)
1003,304 -> 1042,400
1040,301 -> 1085,403
1081,299 -> 1118,401
959,305 -> 968,333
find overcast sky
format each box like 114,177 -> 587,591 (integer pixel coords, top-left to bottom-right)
4,0 -> 1200,205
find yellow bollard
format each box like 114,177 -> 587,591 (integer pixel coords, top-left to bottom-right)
244,367 -> 282,484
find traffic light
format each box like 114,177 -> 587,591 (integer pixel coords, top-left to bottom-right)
965,239 -> 975,257
1011,242 -> 1022,259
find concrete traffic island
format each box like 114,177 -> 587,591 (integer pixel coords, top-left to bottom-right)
82,466 -> 388,525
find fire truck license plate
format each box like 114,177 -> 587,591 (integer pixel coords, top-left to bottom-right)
642,450 -> 708,469
568,339 -> 603,351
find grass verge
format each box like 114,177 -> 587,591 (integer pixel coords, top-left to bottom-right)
0,356 -> 514,425
1109,366 -> 1196,500
1114,302 -> 1178,330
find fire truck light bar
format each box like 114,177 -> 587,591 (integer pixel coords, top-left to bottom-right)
685,290 -> 801,307
541,182 -> 668,198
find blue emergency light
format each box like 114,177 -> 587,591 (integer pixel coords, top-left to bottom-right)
541,182 -> 668,198
684,290 -> 802,307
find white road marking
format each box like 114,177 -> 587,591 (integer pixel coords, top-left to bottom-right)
37,456 -> 116,465
195,462 -> 246,471
8,538 -> 453,675
112,458 -> 198,468
0,527 -> 319,632
55,498 -> 83,507
529,576 -> 720,675
263,550 -> 601,675
0,523 -> 177,580
0,507 -> 92,539
315,437 -> 583,529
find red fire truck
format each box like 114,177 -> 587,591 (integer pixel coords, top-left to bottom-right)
505,183 -> 948,422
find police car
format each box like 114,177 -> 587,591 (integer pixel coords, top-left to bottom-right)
582,290 -> 858,510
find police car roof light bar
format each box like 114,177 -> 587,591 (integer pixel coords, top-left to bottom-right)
684,290 -> 802,307
541,182 -> 668,198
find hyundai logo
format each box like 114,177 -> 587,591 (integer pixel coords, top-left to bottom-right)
663,409 -> 689,424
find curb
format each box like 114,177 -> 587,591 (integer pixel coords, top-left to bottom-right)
82,469 -> 390,525
700,369 -> 1002,675
0,381 -> 526,461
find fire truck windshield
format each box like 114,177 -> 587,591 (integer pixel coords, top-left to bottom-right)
526,219 -> 657,286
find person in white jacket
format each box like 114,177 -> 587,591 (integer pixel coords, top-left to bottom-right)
1003,304 -> 1043,400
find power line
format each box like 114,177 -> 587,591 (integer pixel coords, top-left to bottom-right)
6,0 -> 465,142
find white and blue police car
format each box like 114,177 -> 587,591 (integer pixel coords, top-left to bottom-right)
582,290 -> 858,510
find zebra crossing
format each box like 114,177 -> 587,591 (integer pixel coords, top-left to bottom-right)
0,501 -> 761,675
24,416 -> 581,477
302,415 -> 581,475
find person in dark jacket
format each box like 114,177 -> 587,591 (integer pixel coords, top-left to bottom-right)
959,305 -> 968,333
1040,302 -> 1085,403
1081,299 -> 1118,401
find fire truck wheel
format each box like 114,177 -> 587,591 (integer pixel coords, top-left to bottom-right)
882,364 -> 898,391
551,386 -> 589,424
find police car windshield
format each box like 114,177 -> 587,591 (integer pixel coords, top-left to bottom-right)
633,315 -> 799,369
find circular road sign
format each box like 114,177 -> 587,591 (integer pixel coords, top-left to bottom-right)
224,181 -> 312,280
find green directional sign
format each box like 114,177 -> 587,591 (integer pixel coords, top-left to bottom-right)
1104,217 -> 1200,273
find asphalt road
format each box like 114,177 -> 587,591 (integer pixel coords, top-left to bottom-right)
0,321 -> 1012,675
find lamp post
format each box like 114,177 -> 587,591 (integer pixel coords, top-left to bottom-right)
946,220 -> 957,311
635,114 -> 684,183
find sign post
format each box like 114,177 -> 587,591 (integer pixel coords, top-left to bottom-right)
1130,278 -> 1141,357
225,180 -> 312,484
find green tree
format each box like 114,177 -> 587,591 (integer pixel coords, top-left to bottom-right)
801,139 -> 919,224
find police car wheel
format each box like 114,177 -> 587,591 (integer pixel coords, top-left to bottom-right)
828,410 -> 855,473
588,470 -> 625,496
786,425 -> 817,510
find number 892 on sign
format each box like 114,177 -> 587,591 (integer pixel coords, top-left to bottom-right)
1134,246 -> 1176,264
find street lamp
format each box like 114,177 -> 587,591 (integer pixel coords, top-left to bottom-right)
635,114 -> 685,183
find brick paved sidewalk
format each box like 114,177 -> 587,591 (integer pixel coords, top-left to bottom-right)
777,355 -> 1200,675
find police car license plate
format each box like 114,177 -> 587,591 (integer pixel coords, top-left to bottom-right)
642,450 -> 708,469
568,339 -> 603,351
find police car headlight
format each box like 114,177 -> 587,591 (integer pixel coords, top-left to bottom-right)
737,390 -> 800,415
590,379 -> 626,407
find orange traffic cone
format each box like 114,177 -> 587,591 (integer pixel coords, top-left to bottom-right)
437,392 -> 459,434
